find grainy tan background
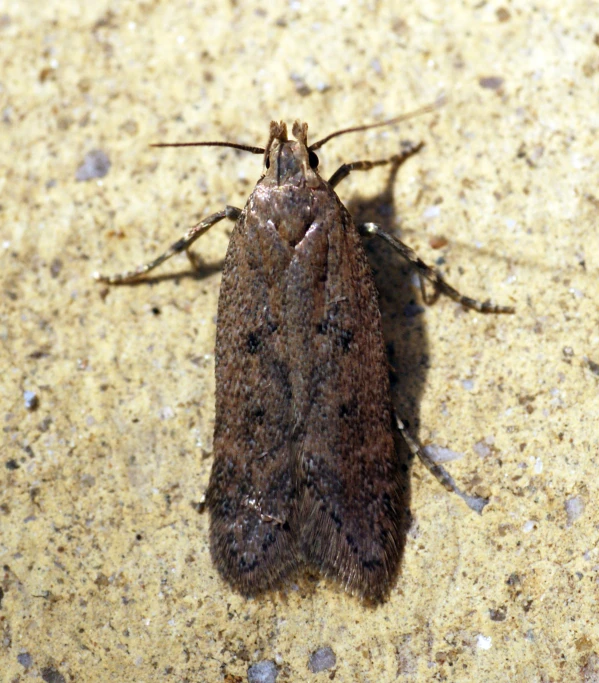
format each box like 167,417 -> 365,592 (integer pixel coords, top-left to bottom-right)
1,1 -> 598,681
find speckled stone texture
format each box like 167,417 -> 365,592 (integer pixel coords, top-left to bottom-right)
1,2 -> 598,681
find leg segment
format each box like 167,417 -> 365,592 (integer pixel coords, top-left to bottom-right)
93,205 -> 241,284
395,417 -> 489,514
327,141 -> 424,189
359,223 -> 515,314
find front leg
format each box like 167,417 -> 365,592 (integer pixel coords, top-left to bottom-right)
327,141 -> 424,189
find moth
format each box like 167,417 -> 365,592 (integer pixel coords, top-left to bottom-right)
95,107 -> 513,602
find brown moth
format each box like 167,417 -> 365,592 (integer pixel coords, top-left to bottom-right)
95,109 -> 513,602
209,120 -> 410,601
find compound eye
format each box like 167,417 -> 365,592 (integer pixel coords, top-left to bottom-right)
308,150 -> 319,169
265,155 -> 270,169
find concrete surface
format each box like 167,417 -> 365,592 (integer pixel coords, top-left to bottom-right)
1,1 -> 598,681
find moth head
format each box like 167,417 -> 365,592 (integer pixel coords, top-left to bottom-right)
149,101 -> 441,189
263,120 -> 320,187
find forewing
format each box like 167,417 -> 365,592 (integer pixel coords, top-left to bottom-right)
206,204 -> 299,595
291,200 -> 410,602
207,181 -> 409,602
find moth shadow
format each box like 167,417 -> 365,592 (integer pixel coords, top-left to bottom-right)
344,156 -> 430,555
344,158 -> 429,428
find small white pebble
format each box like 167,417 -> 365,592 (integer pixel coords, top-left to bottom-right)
160,406 -> 175,420
423,444 -> 464,463
473,440 -> 491,458
423,205 -> 441,219
248,660 -> 278,683
308,647 -> 336,674
477,635 -> 492,650
23,390 -> 39,411
565,496 -> 584,526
